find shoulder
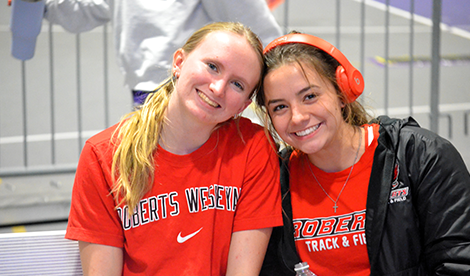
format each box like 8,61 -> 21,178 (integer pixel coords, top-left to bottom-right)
380,116 -> 449,147
375,116 -> 463,169
374,116 -> 443,146
216,118 -> 278,164
236,117 -> 264,133
219,117 -> 266,142
374,116 -> 418,134
83,123 -> 120,153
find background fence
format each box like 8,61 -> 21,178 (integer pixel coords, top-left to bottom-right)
1,0 -> 469,227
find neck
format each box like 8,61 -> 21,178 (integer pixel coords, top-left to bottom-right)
307,125 -> 364,173
159,102 -> 216,155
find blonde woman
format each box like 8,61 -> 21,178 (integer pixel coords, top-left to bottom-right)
65,22 -> 282,275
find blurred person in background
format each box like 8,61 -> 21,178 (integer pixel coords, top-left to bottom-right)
44,0 -> 282,107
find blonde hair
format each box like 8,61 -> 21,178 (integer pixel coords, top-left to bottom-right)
255,32 -> 371,145
111,22 -> 264,212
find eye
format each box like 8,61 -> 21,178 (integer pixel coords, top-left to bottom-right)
208,63 -> 218,72
273,104 -> 287,112
304,93 -> 317,102
232,81 -> 244,91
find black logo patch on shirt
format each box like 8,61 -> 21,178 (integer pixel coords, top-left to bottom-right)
389,162 -> 409,204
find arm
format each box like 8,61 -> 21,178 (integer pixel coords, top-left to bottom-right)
405,128 -> 470,274
201,0 -> 282,46
224,125 -> 282,275
65,139 -> 126,274
79,241 -> 123,276
44,0 -> 111,33
226,228 -> 272,276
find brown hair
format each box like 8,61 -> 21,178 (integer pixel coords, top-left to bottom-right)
255,32 -> 371,141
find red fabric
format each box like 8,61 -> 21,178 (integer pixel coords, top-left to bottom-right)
65,117 -> 282,275
266,0 -> 285,10
290,124 -> 379,276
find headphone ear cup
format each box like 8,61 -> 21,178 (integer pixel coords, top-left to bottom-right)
349,68 -> 364,101
335,65 -> 353,102
336,65 -> 364,103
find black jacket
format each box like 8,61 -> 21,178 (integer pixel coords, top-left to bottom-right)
260,116 -> 470,276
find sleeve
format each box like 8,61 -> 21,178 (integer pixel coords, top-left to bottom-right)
406,128 -> 470,274
44,0 -> 111,33
65,141 -> 124,248
231,131 -> 283,232
200,0 -> 283,46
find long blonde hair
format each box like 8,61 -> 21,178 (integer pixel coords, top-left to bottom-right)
111,22 -> 264,212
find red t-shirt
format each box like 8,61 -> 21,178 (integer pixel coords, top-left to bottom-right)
65,117 -> 282,275
290,124 -> 379,275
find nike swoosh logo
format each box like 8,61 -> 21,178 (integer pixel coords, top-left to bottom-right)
177,227 -> 203,243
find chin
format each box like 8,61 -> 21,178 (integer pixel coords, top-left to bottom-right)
295,143 -> 320,155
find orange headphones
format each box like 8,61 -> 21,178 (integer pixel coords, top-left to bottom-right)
264,33 -> 364,103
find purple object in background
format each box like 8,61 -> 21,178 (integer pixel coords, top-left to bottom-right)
10,0 -> 45,60
373,0 -> 470,32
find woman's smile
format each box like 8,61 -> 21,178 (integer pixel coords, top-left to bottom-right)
171,30 -> 260,126
197,90 -> 221,108
294,122 -> 321,137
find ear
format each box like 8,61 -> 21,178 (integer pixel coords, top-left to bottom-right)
237,99 -> 253,114
337,89 -> 346,109
172,48 -> 185,77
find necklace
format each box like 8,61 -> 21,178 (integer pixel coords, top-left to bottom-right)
307,129 -> 362,213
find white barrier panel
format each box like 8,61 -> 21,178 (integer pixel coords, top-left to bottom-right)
0,230 -> 82,275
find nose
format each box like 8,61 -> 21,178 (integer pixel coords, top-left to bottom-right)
291,104 -> 309,125
210,78 -> 226,97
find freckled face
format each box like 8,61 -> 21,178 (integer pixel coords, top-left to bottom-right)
263,63 -> 346,155
172,31 -> 261,126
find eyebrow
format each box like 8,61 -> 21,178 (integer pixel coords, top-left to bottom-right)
267,98 -> 283,106
208,52 -> 259,86
266,85 -> 317,106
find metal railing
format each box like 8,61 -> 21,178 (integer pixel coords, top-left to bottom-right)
1,0 -> 469,177
1,21 -> 126,177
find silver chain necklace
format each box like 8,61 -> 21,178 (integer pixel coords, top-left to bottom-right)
307,130 -> 362,213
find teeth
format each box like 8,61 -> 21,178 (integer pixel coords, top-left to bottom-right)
295,124 -> 319,137
198,91 -> 220,108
